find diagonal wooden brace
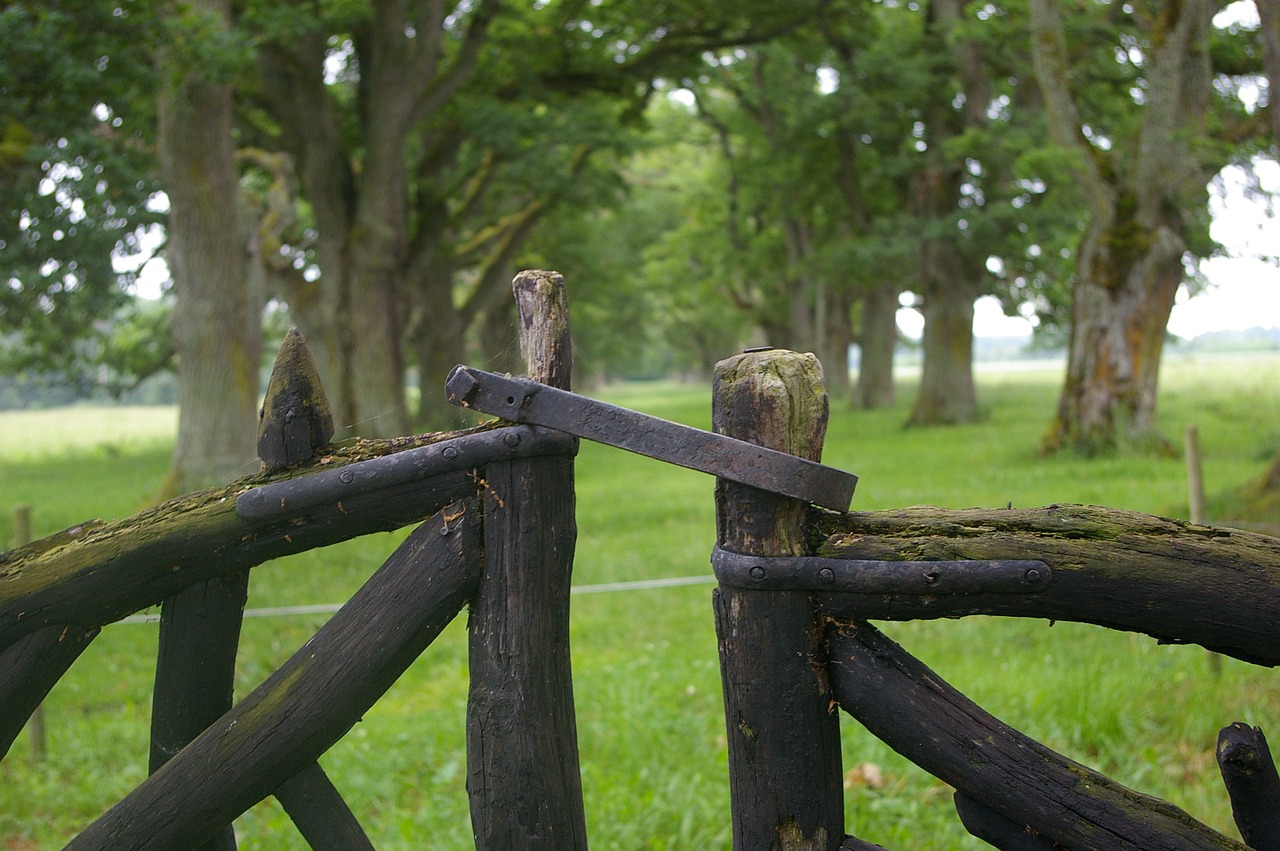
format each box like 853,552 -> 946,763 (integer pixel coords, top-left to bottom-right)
445,364 -> 858,511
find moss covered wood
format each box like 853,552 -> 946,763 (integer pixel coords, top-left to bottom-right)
467,270 -> 588,849
0,423 -> 516,650
147,327 -> 334,851
827,619 -> 1247,850
711,349 -> 844,851
66,500 -> 481,849
810,504 -> 1280,665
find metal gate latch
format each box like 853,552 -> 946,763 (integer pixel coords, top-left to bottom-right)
445,365 -> 858,511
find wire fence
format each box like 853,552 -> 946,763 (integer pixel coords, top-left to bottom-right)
114,574 -> 717,625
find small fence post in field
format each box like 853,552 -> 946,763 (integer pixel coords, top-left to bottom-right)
1185,425 -> 1224,676
466,270 -> 588,849
1186,425 -> 1206,525
12,504 -> 45,762
711,349 -> 844,851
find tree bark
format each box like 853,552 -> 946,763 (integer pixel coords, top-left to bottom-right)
906,0 -> 985,427
854,283 -> 898,409
909,274 -> 979,426
1030,0 -> 1216,453
158,0 -> 260,490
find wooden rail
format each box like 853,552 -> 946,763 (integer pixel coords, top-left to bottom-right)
1,271 -> 1278,849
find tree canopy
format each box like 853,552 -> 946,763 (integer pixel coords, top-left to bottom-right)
3,0 -> 1275,463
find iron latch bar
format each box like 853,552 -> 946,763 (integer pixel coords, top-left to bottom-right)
711,547 -> 1050,595
445,365 -> 858,511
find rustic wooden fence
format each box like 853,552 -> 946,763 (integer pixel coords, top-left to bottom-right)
2,270 -> 1279,849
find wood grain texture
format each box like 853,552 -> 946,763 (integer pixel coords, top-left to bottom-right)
712,349 -> 843,851
0,622 -> 98,760
467,269 -> 587,850
812,504 -> 1280,665
1217,722 -> 1280,849
827,619 -> 1245,851
66,501 -> 481,850
0,425 -> 508,649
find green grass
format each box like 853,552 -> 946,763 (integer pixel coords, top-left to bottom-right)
1,352 -> 1278,849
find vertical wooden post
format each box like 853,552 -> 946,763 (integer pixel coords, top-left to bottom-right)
1185,425 -> 1206,525
12,504 -> 46,762
467,270 -> 587,850
712,349 -> 844,851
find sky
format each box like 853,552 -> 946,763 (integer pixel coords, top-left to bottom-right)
904,161 -> 1280,340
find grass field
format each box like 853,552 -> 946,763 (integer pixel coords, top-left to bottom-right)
1,351 -> 1279,849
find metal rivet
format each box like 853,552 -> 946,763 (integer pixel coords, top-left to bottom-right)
1025,568 -> 1041,584
338,470 -> 354,484
442,446 -> 459,460
818,567 -> 835,583
503,432 -> 521,448
749,566 -> 766,580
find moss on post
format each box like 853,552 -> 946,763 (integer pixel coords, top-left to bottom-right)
712,348 -> 844,851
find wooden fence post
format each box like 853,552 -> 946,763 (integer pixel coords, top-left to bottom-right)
466,270 -> 588,849
711,349 -> 844,851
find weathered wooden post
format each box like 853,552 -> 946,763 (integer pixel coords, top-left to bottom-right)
711,349 -> 844,851
148,328 -> 331,850
466,270 -> 588,849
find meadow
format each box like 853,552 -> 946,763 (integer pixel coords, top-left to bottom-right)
1,350 -> 1278,849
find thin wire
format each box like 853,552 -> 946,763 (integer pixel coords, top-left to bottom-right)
112,574 -> 715,625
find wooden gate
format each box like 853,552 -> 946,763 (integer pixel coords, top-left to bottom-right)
2,270 -> 1277,849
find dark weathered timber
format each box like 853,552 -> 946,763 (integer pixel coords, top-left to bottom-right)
148,571 -> 248,851
811,505 -> 1280,665
67,501 -> 482,850
826,619 -> 1246,851
237,425 -> 573,521
0,622 -> 98,760
838,836 -> 891,850
953,793 -> 1063,849
712,349 -> 844,851
274,761 -> 374,851
446,365 -> 858,511
150,575 -> 249,773
1217,722 -> 1280,849
0,425 -> 572,649
512,269 -> 572,389
467,270 -> 588,850
257,327 -> 334,471
712,547 -> 1049,595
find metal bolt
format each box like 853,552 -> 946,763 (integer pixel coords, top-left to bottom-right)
442,446 -> 459,460
749,565 -> 766,580
503,431 -> 521,448
338,470 -> 354,484
1025,568 -> 1041,584
818,567 -> 835,584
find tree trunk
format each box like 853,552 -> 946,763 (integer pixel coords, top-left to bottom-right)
909,278 -> 978,426
1044,209 -> 1184,452
1030,0 -> 1215,453
854,283 -> 898,409
158,0 -> 260,491
818,284 -> 853,400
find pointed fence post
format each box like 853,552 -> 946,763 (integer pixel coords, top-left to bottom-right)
712,349 -> 844,851
466,270 -> 588,849
149,328 -> 333,850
